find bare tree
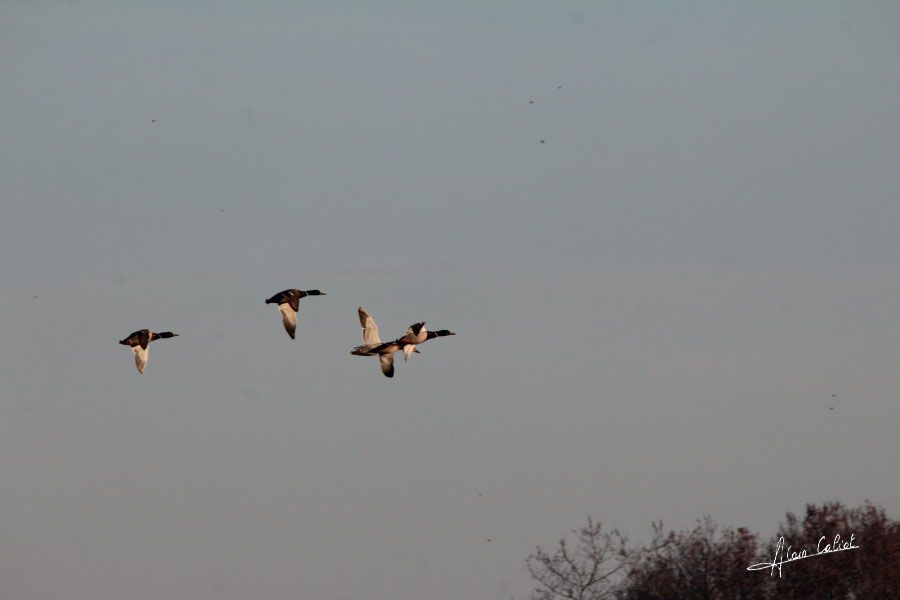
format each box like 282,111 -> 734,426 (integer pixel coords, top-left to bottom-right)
525,516 -> 669,600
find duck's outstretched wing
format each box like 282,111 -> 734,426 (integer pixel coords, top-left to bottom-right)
131,345 -> 149,374
379,353 -> 394,378
404,322 -> 425,337
278,303 -> 298,339
403,344 -> 417,362
358,307 -> 381,346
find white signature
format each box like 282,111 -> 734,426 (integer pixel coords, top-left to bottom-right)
747,534 -> 859,577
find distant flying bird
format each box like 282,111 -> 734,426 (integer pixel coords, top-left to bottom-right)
265,288 -> 326,339
540,139 -> 546,144
351,307 -> 400,377
119,329 -> 178,373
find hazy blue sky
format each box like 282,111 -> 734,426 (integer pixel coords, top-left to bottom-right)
2,2 -> 900,599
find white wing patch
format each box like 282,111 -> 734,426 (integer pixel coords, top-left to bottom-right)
403,344 -> 417,362
131,345 -> 149,374
278,303 -> 298,339
359,307 -> 381,346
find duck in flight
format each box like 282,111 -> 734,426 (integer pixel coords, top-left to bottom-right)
351,309 -> 455,377
265,288 -> 326,339
118,329 -> 178,373
394,322 -> 455,361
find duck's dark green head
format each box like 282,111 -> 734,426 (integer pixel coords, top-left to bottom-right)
156,332 -> 179,339
305,289 -> 325,296
434,330 -> 455,337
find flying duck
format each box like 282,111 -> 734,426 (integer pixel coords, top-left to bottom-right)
350,307 -> 402,378
398,323 -> 455,361
265,288 -> 326,339
118,329 -> 178,373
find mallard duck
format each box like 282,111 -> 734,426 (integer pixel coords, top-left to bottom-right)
118,329 -> 178,373
265,288 -> 325,339
400,325 -> 455,361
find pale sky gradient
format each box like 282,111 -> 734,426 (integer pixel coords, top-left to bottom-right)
2,2 -> 900,599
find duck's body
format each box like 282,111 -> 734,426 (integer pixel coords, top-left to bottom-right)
265,288 -> 325,339
397,322 -> 427,361
351,307 -> 401,377
118,329 -> 178,373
